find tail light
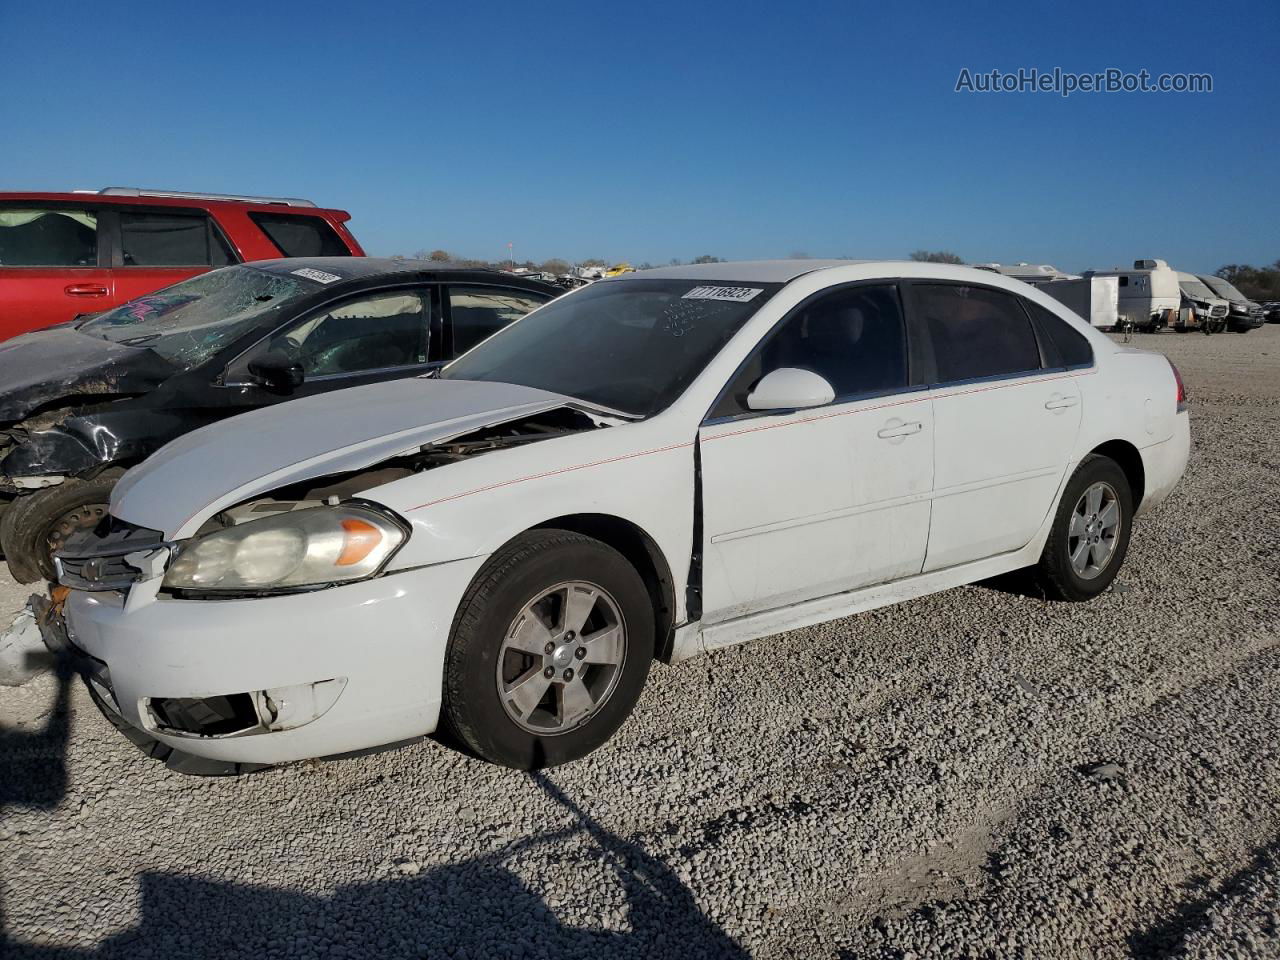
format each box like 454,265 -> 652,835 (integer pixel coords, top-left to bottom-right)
1169,360 -> 1187,413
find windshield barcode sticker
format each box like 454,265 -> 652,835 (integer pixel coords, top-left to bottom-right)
292,268 -> 343,284
682,285 -> 763,303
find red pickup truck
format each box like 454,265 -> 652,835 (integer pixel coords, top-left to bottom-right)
0,188 -> 364,339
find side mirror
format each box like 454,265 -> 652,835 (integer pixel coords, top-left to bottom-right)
247,350 -> 305,393
746,367 -> 835,412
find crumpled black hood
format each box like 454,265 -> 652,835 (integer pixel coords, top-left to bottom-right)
0,326 -> 177,423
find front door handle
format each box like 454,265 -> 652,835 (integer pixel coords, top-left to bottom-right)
64,284 -> 108,298
1044,394 -> 1079,411
877,419 -> 923,440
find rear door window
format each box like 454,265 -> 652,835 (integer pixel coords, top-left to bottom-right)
0,207 -> 98,266
119,212 -> 234,266
912,284 -> 1042,383
249,290 -> 430,378
249,213 -> 350,257
447,286 -> 550,356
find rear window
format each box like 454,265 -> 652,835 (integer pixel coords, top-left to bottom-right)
120,212 -> 234,267
0,208 -> 97,266
249,213 -> 350,257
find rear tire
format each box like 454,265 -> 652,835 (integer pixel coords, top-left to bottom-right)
0,472 -> 121,583
441,530 -> 653,769
1032,455 -> 1133,602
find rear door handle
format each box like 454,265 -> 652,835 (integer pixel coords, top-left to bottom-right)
1044,394 -> 1079,411
64,284 -> 108,298
877,419 -> 923,440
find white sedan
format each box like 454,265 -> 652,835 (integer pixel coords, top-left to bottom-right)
58,260 -> 1190,772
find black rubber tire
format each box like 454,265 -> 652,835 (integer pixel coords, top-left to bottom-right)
441,529 -> 653,769
1033,455 -> 1134,602
0,472 -> 121,583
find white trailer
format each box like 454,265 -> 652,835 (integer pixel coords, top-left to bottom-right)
1083,259 -> 1181,331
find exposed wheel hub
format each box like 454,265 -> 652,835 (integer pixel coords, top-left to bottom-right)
46,502 -> 109,555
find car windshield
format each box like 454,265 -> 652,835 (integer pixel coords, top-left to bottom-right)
441,278 -> 781,417
1179,279 -> 1216,300
79,266 -> 320,368
1201,276 -> 1246,301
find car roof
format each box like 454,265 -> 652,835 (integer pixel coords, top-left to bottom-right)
621,259 -> 872,283
247,257 -> 563,290
0,191 -> 350,216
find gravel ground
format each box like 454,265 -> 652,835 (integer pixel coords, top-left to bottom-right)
1,326 -> 1277,959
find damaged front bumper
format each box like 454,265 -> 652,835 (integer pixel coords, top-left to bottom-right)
62,555 -> 487,770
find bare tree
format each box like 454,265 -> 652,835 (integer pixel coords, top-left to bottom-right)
692,254 -> 723,264
909,250 -> 964,264
540,259 -> 571,275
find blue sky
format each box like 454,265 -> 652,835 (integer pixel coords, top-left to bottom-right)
3,0 -> 1276,273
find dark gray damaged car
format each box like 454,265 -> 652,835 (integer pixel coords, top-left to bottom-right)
0,258 -> 556,580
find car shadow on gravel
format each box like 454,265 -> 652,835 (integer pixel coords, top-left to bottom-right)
1126,834 -> 1280,958
0,657 -> 73,810
975,569 -> 1056,601
0,658 -> 74,954
2,761 -> 748,959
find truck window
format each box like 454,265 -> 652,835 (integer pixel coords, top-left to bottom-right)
0,208 -> 97,266
120,212 -> 234,267
249,213 -> 350,257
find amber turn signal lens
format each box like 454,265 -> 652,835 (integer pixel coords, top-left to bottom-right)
336,518 -> 383,566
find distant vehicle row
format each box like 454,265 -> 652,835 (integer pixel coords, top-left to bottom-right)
981,259 -> 1266,334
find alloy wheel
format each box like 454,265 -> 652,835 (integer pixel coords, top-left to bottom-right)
496,580 -> 627,735
1068,481 -> 1122,580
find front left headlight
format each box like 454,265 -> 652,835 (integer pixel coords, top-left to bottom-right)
163,504 -> 407,595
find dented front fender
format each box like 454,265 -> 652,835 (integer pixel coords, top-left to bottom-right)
2,425 -> 102,477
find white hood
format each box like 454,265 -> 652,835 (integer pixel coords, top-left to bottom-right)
112,377 -> 573,539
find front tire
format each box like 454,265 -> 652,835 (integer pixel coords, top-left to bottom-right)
441,530 -> 653,769
0,472 -> 121,583
1033,455 -> 1133,602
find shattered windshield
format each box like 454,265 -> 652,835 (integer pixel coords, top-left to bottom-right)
79,266 -> 319,368
441,278 -> 781,416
